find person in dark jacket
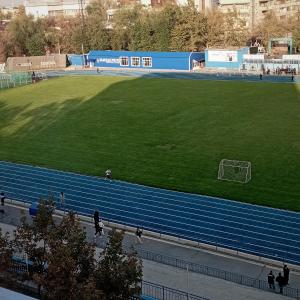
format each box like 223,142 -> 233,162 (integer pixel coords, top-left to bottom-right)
276,272 -> 285,294
0,192 -> 5,214
0,192 -> 5,205
268,271 -> 275,289
135,227 -> 143,244
32,71 -> 36,83
93,210 -> 101,236
283,265 -> 290,285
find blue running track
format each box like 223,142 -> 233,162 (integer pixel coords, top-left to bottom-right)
1,161 -> 300,265
46,69 -> 300,83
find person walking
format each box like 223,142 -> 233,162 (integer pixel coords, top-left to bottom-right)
135,227 -> 143,244
32,71 -> 36,83
283,265 -> 290,285
0,192 -> 5,214
268,271 -> 275,289
60,192 -> 65,206
276,272 -> 285,294
94,211 -> 101,236
105,169 -> 112,180
99,220 -> 104,237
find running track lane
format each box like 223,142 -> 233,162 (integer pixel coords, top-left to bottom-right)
0,161 -> 300,265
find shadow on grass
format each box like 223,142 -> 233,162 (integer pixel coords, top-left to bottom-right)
0,75 -> 300,210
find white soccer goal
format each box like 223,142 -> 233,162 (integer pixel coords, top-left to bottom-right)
218,159 -> 251,183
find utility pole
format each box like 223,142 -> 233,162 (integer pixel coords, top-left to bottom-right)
78,0 -> 86,68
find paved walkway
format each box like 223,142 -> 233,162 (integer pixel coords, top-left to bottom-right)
0,203 -> 299,300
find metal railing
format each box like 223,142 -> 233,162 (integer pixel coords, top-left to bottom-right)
0,72 -> 47,89
140,281 -> 210,300
0,72 -> 32,89
3,195 -> 300,299
8,257 -> 210,300
133,248 -> 300,300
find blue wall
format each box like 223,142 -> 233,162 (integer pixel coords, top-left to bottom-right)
205,48 -> 249,69
67,54 -> 86,66
87,51 -> 205,71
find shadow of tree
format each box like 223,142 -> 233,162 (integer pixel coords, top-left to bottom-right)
1,75 -> 300,210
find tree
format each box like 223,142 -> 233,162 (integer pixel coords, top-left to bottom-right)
112,6 -> 142,50
130,15 -> 156,51
86,14 -> 111,50
13,200 -> 142,299
293,27 -> 300,53
206,9 -> 226,48
7,12 -> 45,56
224,9 -> 249,47
0,228 -> 13,273
170,2 -> 207,51
35,212 -> 100,299
152,5 -> 180,51
13,199 -> 55,294
255,11 -> 286,47
95,229 -> 142,300
13,199 -> 100,299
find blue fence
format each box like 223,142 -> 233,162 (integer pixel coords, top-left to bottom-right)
1,161 -> 300,267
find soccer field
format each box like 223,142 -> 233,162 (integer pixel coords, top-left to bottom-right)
0,76 -> 300,211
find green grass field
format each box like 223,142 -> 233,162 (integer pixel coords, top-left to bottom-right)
1,76 -> 300,211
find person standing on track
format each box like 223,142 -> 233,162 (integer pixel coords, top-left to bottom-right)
105,169 -> 112,180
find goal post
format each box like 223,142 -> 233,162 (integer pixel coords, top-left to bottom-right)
218,159 -> 251,183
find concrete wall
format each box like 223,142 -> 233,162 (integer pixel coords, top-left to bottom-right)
6,54 -> 67,72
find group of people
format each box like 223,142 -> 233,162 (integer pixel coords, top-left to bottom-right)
93,209 -> 143,244
275,67 -> 297,76
268,265 -> 290,294
259,73 -> 295,81
93,210 -> 105,238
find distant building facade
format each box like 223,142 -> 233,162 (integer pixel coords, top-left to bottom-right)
24,0 -> 91,18
219,0 -> 300,29
139,0 -> 218,11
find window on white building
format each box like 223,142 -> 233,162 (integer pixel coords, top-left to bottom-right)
142,57 -> 152,67
120,57 -> 129,66
131,57 -> 140,67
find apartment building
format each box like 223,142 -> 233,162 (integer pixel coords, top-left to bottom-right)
24,0 -> 91,18
139,0 -> 218,10
219,0 -> 300,29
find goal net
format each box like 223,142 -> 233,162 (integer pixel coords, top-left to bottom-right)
218,159 -> 251,183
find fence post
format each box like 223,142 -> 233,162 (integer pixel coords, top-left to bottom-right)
162,286 -> 165,300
